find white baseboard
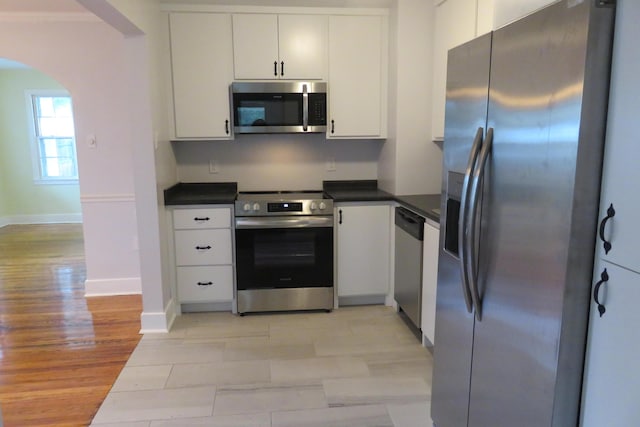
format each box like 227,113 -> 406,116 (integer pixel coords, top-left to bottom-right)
84,277 -> 142,297
140,298 -> 176,334
0,213 -> 82,225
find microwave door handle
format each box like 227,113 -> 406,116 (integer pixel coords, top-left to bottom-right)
302,84 -> 309,132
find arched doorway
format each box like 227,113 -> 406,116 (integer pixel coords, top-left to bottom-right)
0,57 -> 81,226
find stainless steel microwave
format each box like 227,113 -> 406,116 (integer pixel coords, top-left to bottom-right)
231,82 -> 327,134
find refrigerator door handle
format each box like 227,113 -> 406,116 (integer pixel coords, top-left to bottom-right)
458,127 -> 484,314
467,127 -> 493,322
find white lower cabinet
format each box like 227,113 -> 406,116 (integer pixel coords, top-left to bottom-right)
171,206 -> 234,308
335,203 -> 391,300
421,219 -> 440,346
176,266 -> 234,303
581,261 -> 640,426
174,229 -> 232,266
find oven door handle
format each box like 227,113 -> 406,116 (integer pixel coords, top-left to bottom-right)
235,216 -> 334,229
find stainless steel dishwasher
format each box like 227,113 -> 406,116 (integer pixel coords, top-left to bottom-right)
394,206 -> 425,331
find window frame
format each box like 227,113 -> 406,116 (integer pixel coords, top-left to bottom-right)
25,90 -> 79,185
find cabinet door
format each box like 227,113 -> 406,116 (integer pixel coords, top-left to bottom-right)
336,204 -> 391,297
431,0 -> 477,141
278,14 -> 327,80
169,13 -> 233,139
328,15 -> 386,138
581,261 -> 640,427
232,14 -> 279,79
595,0 -> 640,273
421,221 -> 440,345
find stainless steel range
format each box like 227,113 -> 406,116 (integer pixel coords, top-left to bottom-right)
234,191 -> 334,315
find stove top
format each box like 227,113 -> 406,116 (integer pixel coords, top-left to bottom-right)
235,190 -> 332,216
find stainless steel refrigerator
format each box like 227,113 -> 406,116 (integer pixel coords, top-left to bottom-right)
431,1 -> 616,427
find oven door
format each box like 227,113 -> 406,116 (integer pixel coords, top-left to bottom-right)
235,216 -> 333,290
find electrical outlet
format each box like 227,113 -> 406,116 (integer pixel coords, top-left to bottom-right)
326,156 -> 336,172
209,158 -> 219,174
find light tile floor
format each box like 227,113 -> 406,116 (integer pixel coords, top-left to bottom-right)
91,305 -> 433,427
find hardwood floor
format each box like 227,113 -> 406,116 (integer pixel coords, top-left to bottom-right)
0,224 -> 142,427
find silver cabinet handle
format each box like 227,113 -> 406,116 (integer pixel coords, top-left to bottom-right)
459,127 -> 484,314
466,127 -> 493,322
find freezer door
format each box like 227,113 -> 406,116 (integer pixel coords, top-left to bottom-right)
467,2 -> 615,427
431,33 -> 491,427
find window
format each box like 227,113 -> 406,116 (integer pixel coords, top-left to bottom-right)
27,92 -> 78,183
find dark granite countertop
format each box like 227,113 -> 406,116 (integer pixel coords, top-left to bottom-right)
322,180 -> 395,202
323,180 -> 440,224
163,180 -> 441,224
395,194 -> 441,224
164,182 -> 238,206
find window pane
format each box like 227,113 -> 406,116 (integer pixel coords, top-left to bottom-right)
57,157 -> 76,177
37,97 -> 55,117
38,137 -> 77,179
42,138 -> 58,157
53,97 -> 72,117
44,158 -> 60,177
38,115 -> 74,137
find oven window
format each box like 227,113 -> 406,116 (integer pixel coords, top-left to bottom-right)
255,232 -> 315,267
236,227 -> 333,290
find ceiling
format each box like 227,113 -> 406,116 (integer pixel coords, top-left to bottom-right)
0,0 -> 87,13
159,0 -> 395,8
0,0 -> 394,12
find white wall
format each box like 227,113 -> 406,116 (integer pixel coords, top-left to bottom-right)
79,0 -> 178,332
174,135 -> 382,190
380,0 -> 440,195
493,0 -> 558,29
0,15 -> 142,296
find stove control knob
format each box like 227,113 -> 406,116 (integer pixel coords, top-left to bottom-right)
319,202 -> 327,210
243,203 -> 251,212
253,203 -> 261,211
310,202 -> 318,210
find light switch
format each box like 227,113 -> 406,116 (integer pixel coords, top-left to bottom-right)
87,134 -> 97,149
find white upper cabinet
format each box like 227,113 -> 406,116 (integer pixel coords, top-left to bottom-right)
169,13 -> 234,140
232,14 -> 328,80
328,15 -> 388,139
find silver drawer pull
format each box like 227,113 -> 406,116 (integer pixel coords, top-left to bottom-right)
195,245 -> 212,250
197,281 -> 213,286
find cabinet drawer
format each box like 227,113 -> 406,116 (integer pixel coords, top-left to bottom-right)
177,266 -> 233,303
175,229 -> 232,266
173,208 -> 231,229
